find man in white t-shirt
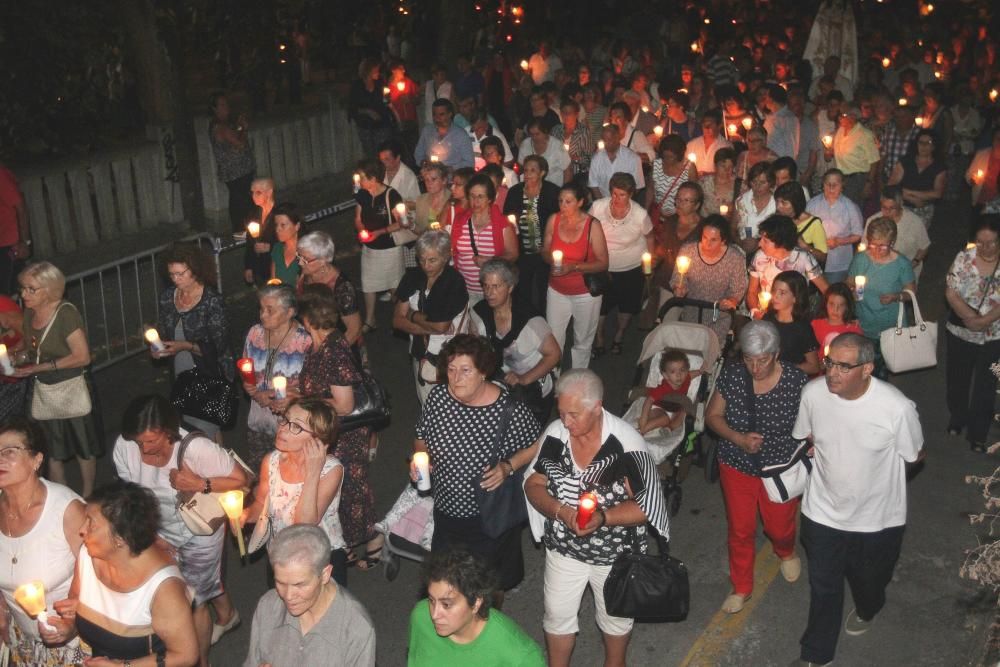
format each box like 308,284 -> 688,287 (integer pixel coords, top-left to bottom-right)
791,333 -> 923,667
588,125 -> 644,199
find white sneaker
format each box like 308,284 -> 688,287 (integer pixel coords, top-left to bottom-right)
211,610 -> 241,645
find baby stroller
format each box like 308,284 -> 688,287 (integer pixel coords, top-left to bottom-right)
377,483 -> 433,581
621,298 -> 730,516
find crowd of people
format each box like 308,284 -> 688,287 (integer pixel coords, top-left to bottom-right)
0,0 -> 998,665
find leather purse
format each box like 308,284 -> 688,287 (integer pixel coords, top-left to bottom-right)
29,302 -> 93,421
339,367 -> 391,432
174,431 -> 255,536
880,289 -> 937,373
582,218 -> 611,297
604,532 -> 690,622
473,396 -> 528,539
247,494 -> 272,554
170,368 -> 240,429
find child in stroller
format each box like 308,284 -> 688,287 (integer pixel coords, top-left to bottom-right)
637,349 -> 704,437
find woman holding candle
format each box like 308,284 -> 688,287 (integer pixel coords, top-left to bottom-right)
13,262 -> 102,498
591,173 -> 655,356
762,271 -> 822,376
650,181 -> 704,318
944,215 -> 1000,453
647,134 -> 698,222
113,395 -> 248,666
354,159 -> 405,334
269,202 -> 302,286
154,243 -> 234,442
242,398 -> 346,581
296,231 -> 364,348
40,480 -> 199,665
747,215 -> 828,315
503,155 -> 561,315
295,286 -> 375,570
669,216 -> 749,343
241,284 -> 312,471
704,321 -> 808,615
441,167 -> 474,232
811,283 -> 863,363
413,162 -> 451,235
887,128 -> 947,229
0,417 -> 87,665
411,334 -> 540,604
806,169 -> 864,284
524,369 -> 668,665
543,182 -> 610,369
243,177 -> 277,286
0,297 -> 28,422
700,148 -> 738,216
846,218 -> 917,380
734,161 -> 777,254
775,181 -> 828,267
394,231 -> 471,406
471,259 -> 562,425
734,127 -> 778,187
450,173 -> 519,303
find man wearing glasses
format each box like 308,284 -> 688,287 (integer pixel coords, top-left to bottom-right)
789,333 -> 923,667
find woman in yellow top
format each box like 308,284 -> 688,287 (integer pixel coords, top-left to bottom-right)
775,181 -> 828,267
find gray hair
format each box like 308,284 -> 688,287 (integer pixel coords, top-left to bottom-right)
258,284 -> 297,311
416,230 -> 452,262
19,261 -> 66,299
268,525 -> 331,574
739,320 -> 781,356
479,258 -> 518,288
297,231 -> 336,264
829,332 -> 875,364
555,369 -> 604,408
879,185 -> 904,208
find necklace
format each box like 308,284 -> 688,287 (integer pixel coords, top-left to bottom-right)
1,482 -> 41,566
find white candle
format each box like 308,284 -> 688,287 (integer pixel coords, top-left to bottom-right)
855,275 -> 867,300
676,255 -> 691,288
727,123 -> 737,136
898,98 -> 908,107
520,59 -> 529,71
218,491 -> 246,557
352,173 -> 361,193
822,135 -> 833,149
429,155 -> 439,163
687,152 -> 697,164
976,169 -> 985,183
394,203 -> 408,227
882,57 -> 891,68
719,204 -> 730,216
0,344 -> 12,375
413,452 -> 431,491
247,221 -> 260,239
857,241 -> 867,253
991,89 -> 999,103
741,117 -> 753,131
653,126 -> 663,137
915,117 -> 924,127
396,81 -> 405,92
597,140 -> 605,151
641,252 -> 652,275
143,329 -> 165,354
272,375 -> 287,400
551,249 -> 564,270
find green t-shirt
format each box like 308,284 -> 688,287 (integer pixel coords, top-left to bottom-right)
848,252 -> 916,338
407,599 -> 545,667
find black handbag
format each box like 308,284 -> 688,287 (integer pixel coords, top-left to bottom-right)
582,218 -> 611,297
170,369 -> 240,430
339,368 -> 391,431
604,531 -> 690,622
474,396 -> 528,539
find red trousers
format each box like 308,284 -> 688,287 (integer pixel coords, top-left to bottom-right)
719,463 -> 799,595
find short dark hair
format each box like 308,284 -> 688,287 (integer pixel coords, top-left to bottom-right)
298,283 -> 340,331
479,136 -> 505,160
162,243 -> 217,289
697,214 -> 733,245
437,334 -> 497,382
121,394 -> 182,443
748,161 -> 775,187
480,163 -> 504,184
659,349 -> 690,372
821,282 -> 857,323
772,156 -> 798,180
89,481 -> 162,556
272,202 -> 302,226
767,83 -> 788,105
608,172 -> 637,195
559,180 -> 590,205
0,417 -> 46,457
774,181 -> 806,217
714,147 -> 737,166
357,158 -> 386,183
758,214 -> 799,250
423,549 -> 498,620
659,134 -> 686,162
377,137 -> 404,159
771,270 -> 811,321
826,90 -> 845,104
522,154 -> 549,176
465,172 -> 497,202
973,214 -> 1000,239
432,98 -> 455,115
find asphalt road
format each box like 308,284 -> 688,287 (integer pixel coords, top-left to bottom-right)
67,187 -> 997,666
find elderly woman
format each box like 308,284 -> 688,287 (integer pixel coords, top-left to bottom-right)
775,181 -> 827,267
763,271 -> 821,375
865,186 -> 931,282
471,259 -> 561,424
244,177 -> 276,286
114,395 -> 248,667
591,173 -> 654,356
412,334 -> 540,602
647,134 -> 697,221
394,231 -> 470,405
945,215 -> 1000,453
14,261 -> 101,497
451,173 -> 519,303
652,181 -> 704,307
701,148 -> 738,216
294,286 -> 374,570
241,285 -> 312,470
0,417 -> 87,664
735,161 -> 776,253
518,119 -> 572,186
242,398 -> 347,582
524,369 -> 668,666
270,202 -> 302,286
887,128 -> 947,229
847,218 -> 917,380
441,167 -> 473,232
208,92 -> 255,234
544,182 -> 610,369
355,159 -> 405,334
0,296 -> 29,422
41,481 -> 198,665
747,215 -> 828,314
806,169 -> 864,284
705,320 -> 808,614
153,243 -> 234,441
670,216 -> 750,343
413,162 -> 451,234
296,231 -> 363,347
735,126 -> 778,184
504,155 -> 561,315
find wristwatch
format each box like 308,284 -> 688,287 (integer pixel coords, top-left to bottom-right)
202,478 -> 212,494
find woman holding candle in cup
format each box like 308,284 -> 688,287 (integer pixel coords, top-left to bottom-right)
761,271 -> 822,376
524,369 -> 668,665
354,159 -> 405,335
734,161 -> 777,254
243,177 -> 277,286
647,181 -> 703,326
413,162 -> 451,235
113,395 -> 248,666
450,173 -> 519,304
746,215 -> 828,316
846,217 -> 916,380
646,134 -> 697,222
0,416 -> 88,664
700,148 -> 738,216
543,182 -> 609,369
39,481 -> 199,665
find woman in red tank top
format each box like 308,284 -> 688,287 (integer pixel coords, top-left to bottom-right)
542,183 -> 609,369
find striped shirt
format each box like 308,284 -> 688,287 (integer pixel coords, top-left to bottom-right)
453,219 -> 498,294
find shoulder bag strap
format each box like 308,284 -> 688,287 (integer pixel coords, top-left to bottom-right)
34,302 -> 72,364
488,394 -> 518,466
175,431 -> 208,470
467,219 -> 479,256
797,216 -> 818,238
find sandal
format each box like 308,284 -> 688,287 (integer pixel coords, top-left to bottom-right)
361,322 -> 377,335
611,341 -> 623,355
356,547 -> 383,571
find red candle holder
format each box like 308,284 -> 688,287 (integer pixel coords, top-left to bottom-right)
577,492 -> 599,529
358,229 -> 372,243
237,358 -> 255,385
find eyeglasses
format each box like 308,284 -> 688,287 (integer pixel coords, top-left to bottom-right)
868,242 -> 892,250
277,415 -> 315,436
167,268 -> 190,279
0,447 -> 28,462
295,253 -> 320,264
19,285 -> 43,295
822,357 -> 866,373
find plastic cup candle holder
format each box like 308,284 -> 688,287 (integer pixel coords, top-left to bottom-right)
687,152 -> 697,164
741,117 -> 753,131
429,221 -> 441,231
758,290 -> 772,311
359,229 -> 372,243
727,123 -> 737,136
352,173 -> 361,193
237,358 -> 255,385
822,135 -> 833,149
967,242 -> 977,250
641,252 -> 653,275
144,329 -> 165,355
915,117 -> 924,127
552,249 -> 564,270
719,204 -> 730,216
577,492 -> 599,529
14,581 -> 53,631
247,221 -> 261,239
675,255 -> 691,288
898,98 -> 908,107
991,89 -> 999,103
272,375 -> 287,400
520,60 -> 529,71
597,140 -> 605,151
0,344 -> 12,375
413,452 -> 431,492
653,126 -> 663,137
882,57 -> 891,68
218,491 -> 246,557
976,169 -> 985,184
857,241 -> 867,253
429,155 -> 440,163
824,344 -> 830,358
396,81 -> 405,92
855,275 -> 867,300
266,278 -> 282,286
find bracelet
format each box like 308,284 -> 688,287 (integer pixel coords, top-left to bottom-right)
555,502 -> 568,523
597,508 -> 607,528
203,478 -> 212,494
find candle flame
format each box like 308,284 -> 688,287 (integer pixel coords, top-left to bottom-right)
218,490 -> 244,520
676,255 -> 691,274
144,329 -> 160,343
855,275 -> 867,287
396,81 -> 405,92
741,117 -> 753,130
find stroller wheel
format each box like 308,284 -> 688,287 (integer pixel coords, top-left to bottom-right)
704,438 -> 720,484
665,486 -> 683,517
384,552 -> 400,582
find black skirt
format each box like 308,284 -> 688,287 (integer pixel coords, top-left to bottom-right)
431,508 -> 524,590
